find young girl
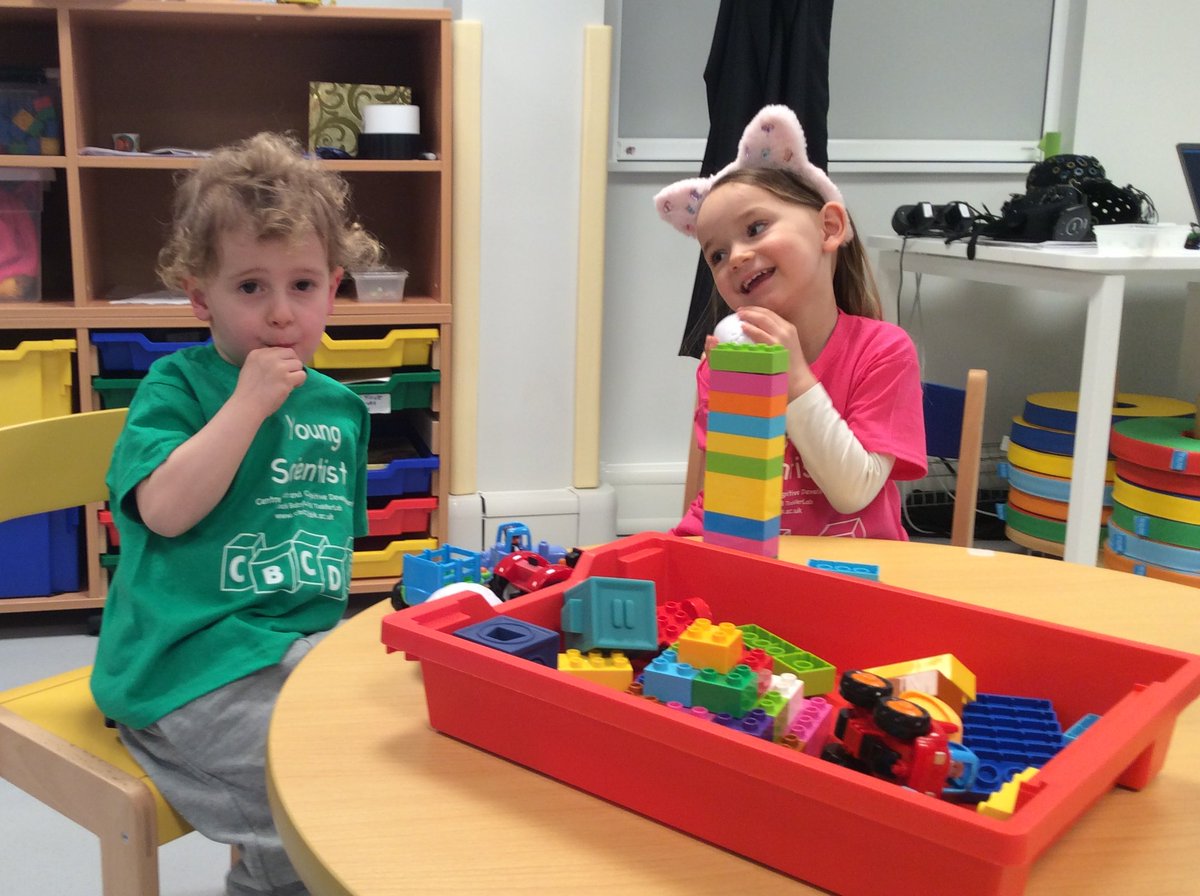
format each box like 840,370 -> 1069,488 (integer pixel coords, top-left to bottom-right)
655,105 -> 926,540
91,132 -> 381,896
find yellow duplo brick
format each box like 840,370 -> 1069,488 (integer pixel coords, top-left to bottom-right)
706,431 -> 786,460
703,470 -> 783,520
865,654 -> 977,712
557,650 -> 633,691
677,619 -> 744,674
977,768 -> 1038,820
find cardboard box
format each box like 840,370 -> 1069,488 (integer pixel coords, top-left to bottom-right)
383,533 -> 1200,896
308,82 -> 412,156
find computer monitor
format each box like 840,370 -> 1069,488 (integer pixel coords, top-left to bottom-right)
1178,143 -> 1200,223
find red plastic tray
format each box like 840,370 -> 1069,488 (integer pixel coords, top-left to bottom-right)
366,496 -> 437,537
381,534 -> 1200,896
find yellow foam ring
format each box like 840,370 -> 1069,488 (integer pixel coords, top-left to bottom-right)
1112,475 -> 1200,525
1102,544 -> 1200,588
1024,391 -> 1194,431
897,691 -> 962,743
1007,442 -> 1116,480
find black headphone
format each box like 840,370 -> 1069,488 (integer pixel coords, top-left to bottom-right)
891,202 -> 938,236
891,201 -> 978,240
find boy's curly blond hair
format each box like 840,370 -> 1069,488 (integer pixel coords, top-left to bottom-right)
157,132 -> 383,290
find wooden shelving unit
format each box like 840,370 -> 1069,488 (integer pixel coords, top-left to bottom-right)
0,0 -> 452,613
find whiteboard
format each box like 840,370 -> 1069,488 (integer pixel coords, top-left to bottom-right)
608,0 -> 1065,168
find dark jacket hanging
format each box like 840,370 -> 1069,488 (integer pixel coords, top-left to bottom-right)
678,0 -> 834,358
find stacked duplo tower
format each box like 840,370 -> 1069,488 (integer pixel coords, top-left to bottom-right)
701,343 -> 788,558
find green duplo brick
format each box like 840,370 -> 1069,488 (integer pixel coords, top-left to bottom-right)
705,450 -> 783,480
709,343 -> 789,375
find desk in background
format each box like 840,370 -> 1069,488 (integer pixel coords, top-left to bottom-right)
868,235 -> 1200,566
268,537 -> 1200,895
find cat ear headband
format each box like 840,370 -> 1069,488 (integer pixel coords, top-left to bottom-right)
653,104 -> 852,241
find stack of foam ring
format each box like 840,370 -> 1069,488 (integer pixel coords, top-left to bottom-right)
1105,415 -> 1200,587
1001,391 -> 1194,557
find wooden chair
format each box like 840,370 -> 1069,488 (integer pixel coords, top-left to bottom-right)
0,408 -> 195,895
922,369 -> 989,548
680,369 -> 989,548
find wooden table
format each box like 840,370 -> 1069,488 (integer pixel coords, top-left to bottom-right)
267,538 -> 1200,895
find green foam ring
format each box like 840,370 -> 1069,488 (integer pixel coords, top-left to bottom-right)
1110,499 -> 1200,550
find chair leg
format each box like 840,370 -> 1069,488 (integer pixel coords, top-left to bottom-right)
99,822 -> 160,896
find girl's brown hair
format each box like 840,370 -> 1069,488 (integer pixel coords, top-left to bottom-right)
707,166 -> 882,320
157,132 -> 382,290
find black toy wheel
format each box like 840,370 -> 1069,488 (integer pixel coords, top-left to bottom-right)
390,579 -> 407,610
874,696 -> 933,740
839,669 -> 893,708
488,573 -> 526,602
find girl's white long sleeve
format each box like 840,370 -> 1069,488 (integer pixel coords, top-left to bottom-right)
784,383 -> 895,513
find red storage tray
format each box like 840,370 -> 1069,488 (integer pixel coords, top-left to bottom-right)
382,533 -> 1200,896
366,496 -> 437,538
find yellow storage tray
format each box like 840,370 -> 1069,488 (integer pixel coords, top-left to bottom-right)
352,536 -> 438,579
313,328 -> 438,369
0,339 -> 76,427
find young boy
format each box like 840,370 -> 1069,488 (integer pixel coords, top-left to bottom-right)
91,132 -> 382,896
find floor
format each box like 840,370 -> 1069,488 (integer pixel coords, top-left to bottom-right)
0,535 -> 1027,896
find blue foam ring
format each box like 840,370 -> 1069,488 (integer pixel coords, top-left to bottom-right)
1107,519 -> 1200,573
1007,464 -> 1113,505
1009,415 -> 1076,456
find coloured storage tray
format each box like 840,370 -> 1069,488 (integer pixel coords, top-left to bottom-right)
367,429 -> 439,498
367,496 -> 437,538
313,328 -> 437,369
347,370 -> 440,413
92,331 -> 205,374
91,376 -> 143,410
97,508 -> 118,548
0,508 -> 80,598
352,536 -> 438,579
0,338 -> 75,426
382,533 -> 1200,896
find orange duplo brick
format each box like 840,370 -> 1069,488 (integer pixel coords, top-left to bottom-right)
709,389 -> 788,418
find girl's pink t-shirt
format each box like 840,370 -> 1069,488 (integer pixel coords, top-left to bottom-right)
674,312 -> 927,539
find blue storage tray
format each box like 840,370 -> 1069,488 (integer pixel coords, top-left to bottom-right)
367,430 -> 439,498
0,508 -> 81,597
92,331 -> 206,373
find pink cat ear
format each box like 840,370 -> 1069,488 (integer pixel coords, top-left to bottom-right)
653,104 -> 851,241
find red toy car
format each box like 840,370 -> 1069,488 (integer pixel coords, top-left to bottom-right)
822,669 -> 958,797
488,550 -> 574,601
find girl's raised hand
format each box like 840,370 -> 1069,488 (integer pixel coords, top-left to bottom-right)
734,306 -> 817,400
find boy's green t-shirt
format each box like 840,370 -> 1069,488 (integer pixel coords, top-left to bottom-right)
91,344 -> 370,729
